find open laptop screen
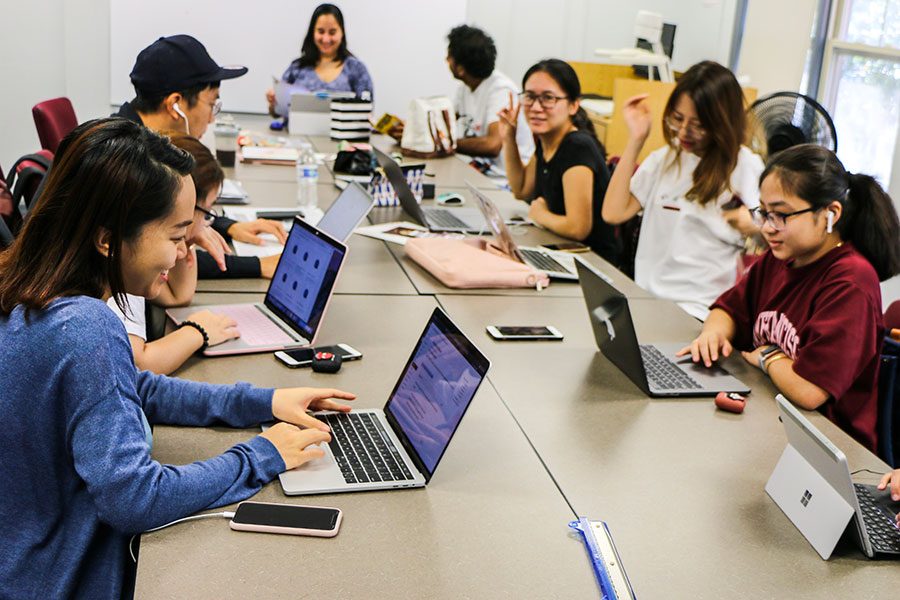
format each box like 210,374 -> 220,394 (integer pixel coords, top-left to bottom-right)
316,181 -> 374,242
385,308 -> 490,477
264,217 -> 346,341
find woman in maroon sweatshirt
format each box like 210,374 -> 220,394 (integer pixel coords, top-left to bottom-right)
679,144 -> 900,452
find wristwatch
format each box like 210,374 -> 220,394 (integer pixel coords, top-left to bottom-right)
758,345 -> 782,374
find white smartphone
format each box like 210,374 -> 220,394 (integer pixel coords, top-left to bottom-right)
485,325 -> 564,341
274,343 -> 363,368
229,501 -> 342,537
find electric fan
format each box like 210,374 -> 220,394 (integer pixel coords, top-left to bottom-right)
748,92 -> 837,156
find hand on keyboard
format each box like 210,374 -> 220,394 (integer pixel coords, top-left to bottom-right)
261,422 -> 331,470
186,309 -> 241,347
878,469 -> 900,522
272,387 -> 357,431
677,325 -> 733,368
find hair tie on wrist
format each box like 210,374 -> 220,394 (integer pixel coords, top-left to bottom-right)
178,320 -> 209,351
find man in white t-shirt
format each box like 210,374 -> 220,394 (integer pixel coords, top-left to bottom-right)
446,25 -> 534,169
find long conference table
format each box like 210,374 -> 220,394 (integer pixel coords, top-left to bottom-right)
135,118 -> 900,598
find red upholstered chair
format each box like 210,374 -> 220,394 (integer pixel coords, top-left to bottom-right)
885,300 -> 900,332
32,97 -> 78,153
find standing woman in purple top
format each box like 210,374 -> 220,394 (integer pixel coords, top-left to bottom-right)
265,3 -> 373,118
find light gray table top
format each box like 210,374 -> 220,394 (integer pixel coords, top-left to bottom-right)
135,294 -> 598,599
436,293 -> 900,597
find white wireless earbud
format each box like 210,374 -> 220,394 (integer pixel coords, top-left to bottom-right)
173,102 -> 189,134
826,211 -> 834,234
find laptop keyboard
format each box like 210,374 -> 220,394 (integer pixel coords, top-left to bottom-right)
639,344 -> 702,390
212,304 -> 294,346
424,207 -> 470,230
324,412 -> 415,484
854,484 -> 900,553
521,248 -> 570,273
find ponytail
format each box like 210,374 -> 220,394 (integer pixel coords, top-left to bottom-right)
571,106 -> 607,158
843,172 -> 900,281
760,144 -> 900,281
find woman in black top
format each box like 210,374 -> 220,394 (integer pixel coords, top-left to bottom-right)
499,59 -> 620,265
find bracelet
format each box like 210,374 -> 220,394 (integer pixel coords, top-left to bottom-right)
757,345 -> 780,373
178,320 -> 209,351
763,353 -> 790,375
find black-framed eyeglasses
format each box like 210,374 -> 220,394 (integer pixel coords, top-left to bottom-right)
749,206 -> 818,231
519,91 -> 569,109
194,204 -> 222,223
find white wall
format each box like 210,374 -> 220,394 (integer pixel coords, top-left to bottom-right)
0,0 -> 110,173
468,0 -> 739,88
737,0 -> 818,95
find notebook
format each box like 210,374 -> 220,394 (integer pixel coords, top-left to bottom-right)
576,259 -> 749,396
767,395 -> 900,559
466,181 -> 578,281
275,306 -> 490,495
372,147 -> 489,234
166,215 -> 346,356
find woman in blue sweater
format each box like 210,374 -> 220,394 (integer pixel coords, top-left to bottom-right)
0,118 -> 355,599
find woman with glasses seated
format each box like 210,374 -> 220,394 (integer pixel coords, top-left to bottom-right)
106,132 -> 281,374
679,144 -> 900,452
498,59 -> 620,265
601,61 -> 763,320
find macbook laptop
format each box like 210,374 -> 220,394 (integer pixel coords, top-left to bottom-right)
466,181 -> 578,281
314,180 -> 375,242
166,215 -> 346,356
275,306 -> 490,495
229,182 -> 375,258
767,394 -> 900,559
372,147 -> 489,234
576,259 -> 749,396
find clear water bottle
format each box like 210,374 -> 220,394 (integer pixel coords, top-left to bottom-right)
296,142 -> 318,211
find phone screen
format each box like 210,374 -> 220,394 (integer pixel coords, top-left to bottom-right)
232,503 -> 339,530
496,326 -> 554,337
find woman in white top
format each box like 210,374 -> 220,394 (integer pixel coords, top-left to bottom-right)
602,61 -> 763,320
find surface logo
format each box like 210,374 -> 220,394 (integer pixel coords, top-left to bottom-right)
800,490 -> 812,507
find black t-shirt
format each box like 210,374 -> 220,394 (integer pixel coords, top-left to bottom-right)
533,130 -> 620,266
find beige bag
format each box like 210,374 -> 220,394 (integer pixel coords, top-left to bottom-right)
405,238 -> 550,290
400,96 -> 456,158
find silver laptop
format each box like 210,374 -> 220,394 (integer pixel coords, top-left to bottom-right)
314,180 -> 375,242
576,259 -> 749,396
372,147 -> 489,234
767,395 -> 900,559
275,307 -> 490,495
466,181 -> 578,281
166,216 -> 346,356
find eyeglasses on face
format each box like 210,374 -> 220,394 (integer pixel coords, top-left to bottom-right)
194,204 -> 222,223
749,206 -> 818,231
519,91 -> 569,109
664,114 -> 706,138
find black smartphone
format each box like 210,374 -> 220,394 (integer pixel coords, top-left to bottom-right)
274,343 -> 363,368
229,501 -> 342,537
540,241 -> 590,253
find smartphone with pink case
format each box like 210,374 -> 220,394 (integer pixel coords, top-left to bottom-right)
229,501 -> 342,537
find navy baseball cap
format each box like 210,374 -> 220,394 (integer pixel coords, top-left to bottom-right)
130,35 -> 248,96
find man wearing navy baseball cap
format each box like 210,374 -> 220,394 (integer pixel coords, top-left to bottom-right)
116,34 -> 247,139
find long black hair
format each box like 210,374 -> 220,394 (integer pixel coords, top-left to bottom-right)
761,143 -> 900,281
0,118 -> 194,315
522,59 -> 605,157
296,3 -> 352,68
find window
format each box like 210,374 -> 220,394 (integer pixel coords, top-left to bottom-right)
820,0 -> 900,186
